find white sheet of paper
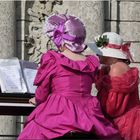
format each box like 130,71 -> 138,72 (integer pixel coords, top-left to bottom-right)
23,68 -> 37,94
0,66 -> 22,91
0,58 -> 27,93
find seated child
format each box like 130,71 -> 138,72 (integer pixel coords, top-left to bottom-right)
94,32 -> 140,140
18,15 -> 120,140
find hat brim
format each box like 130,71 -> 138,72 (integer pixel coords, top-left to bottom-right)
65,42 -> 86,53
87,42 -> 128,60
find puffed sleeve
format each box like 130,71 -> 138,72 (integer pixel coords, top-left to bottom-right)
97,85 -> 130,118
94,66 -> 110,83
34,51 -> 56,105
96,69 -> 138,118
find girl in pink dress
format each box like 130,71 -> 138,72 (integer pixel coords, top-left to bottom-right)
93,32 -> 140,140
18,15 -> 119,140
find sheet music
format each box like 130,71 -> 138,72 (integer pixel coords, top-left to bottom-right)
23,68 -> 37,94
20,60 -> 38,94
0,66 -> 22,91
0,58 -> 38,94
0,58 -> 27,93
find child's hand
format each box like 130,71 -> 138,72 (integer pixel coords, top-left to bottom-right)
29,97 -> 36,106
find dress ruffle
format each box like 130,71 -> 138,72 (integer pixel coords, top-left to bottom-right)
96,68 -> 139,93
46,50 -> 100,73
96,67 -> 140,140
58,52 -> 100,73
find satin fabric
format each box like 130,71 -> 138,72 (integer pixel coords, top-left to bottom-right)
18,50 -> 119,140
96,66 -> 140,140
44,14 -> 86,52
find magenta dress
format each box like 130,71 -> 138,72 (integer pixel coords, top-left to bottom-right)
18,50 -> 119,140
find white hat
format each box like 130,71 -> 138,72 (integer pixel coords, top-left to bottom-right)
91,32 -> 133,61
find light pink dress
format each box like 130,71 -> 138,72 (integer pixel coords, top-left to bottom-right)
18,50 -> 119,140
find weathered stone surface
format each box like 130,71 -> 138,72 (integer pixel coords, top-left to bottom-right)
119,22 -> 140,41
105,21 -> 140,41
130,43 -> 140,62
0,1 -> 17,139
16,41 -> 22,59
24,1 -> 57,63
104,21 -> 116,32
16,116 -> 27,136
0,1 -> 16,58
0,116 -> 16,135
130,63 -> 140,72
16,20 -> 22,41
16,1 -> 21,20
16,1 -> 34,59
17,20 -> 30,41
111,1 -> 140,21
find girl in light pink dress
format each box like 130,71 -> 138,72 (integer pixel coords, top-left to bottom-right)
18,14 -> 120,140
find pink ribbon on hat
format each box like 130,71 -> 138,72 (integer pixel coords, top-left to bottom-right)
53,22 -> 76,48
105,42 -> 134,62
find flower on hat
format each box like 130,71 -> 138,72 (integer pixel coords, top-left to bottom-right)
95,35 -> 109,48
94,32 -> 134,62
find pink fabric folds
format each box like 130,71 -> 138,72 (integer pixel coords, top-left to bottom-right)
18,50 -> 119,140
96,67 -> 140,140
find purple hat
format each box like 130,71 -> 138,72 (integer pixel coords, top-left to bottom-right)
44,14 -> 86,52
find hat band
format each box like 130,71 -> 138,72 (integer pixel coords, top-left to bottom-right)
105,43 -> 134,62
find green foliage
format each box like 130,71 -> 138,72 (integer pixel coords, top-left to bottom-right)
95,35 -> 109,47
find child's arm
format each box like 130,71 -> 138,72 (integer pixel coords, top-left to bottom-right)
97,65 -> 131,118
33,51 -> 56,105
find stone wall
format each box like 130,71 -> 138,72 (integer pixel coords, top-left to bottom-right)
0,1 -> 16,58
16,1 -> 34,60
0,1 -> 17,140
104,0 -> 140,95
